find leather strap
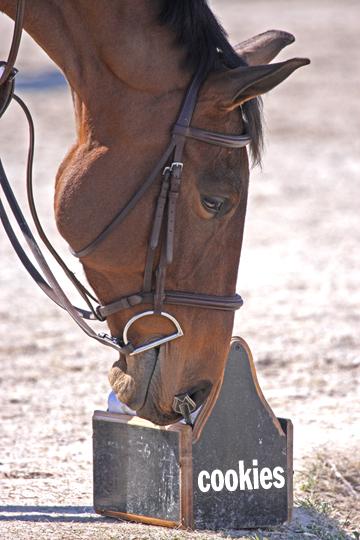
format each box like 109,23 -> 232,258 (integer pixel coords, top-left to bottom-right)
0,159 -> 132,354
143,244 -> 156,293
154,241 -> 168,316
0,194 -> 98,321
142,168 -> 171,293
0,0 -> 25,86
166,164 -> 181,264
147,74 -> 202,314
15,93 -> 100,319
97,291 -> 243,319
172,123 -> 251,148
70,72 -> 204,260
150,170 -> 170,250
69,141 -> 176,259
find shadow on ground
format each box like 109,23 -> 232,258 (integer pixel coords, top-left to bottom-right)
0,505 -> 356,539
0,505 -> 113,523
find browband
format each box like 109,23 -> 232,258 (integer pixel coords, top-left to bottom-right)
172,123 -> 251,148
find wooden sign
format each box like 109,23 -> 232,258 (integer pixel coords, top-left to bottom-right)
93,338 -> 293,530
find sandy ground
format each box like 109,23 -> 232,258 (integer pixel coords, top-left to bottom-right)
0,0 -> 359,538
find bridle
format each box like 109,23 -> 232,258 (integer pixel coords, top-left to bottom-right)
0,0 -> 251,356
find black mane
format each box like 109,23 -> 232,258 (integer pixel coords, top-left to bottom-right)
159,0 -> 263,166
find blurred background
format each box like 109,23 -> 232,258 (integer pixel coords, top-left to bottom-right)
0,0 -> 359,535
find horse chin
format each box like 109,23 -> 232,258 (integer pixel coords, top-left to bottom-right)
108,346 -> 160,411
137,407 -> 182,426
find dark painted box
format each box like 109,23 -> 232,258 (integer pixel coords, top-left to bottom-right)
93,338 -> 293,530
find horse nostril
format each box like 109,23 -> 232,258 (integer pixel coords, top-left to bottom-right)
189,382 -> 212,409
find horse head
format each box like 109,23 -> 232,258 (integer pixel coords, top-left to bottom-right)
54,32 -> 307,431
0,0 -> 308,431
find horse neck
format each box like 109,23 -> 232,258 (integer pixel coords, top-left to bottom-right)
1,0 -> 189,93
78,0 -> 190,93
0,0 -> 192,146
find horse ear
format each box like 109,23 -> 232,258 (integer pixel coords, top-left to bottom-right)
213,58 -> 310,110
234,30 -> 296,66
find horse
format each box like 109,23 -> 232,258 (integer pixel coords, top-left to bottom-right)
0,0 -> 309,437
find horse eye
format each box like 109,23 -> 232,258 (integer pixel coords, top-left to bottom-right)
202,196 -> 225,214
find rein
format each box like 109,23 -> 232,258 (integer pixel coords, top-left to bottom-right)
0,2 -> 251,356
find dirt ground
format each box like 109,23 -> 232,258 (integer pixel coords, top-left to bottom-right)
0,0 -> 359,539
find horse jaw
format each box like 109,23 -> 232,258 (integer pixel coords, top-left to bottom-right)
108,347 -> 159,411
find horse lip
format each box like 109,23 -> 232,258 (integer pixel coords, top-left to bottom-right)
137,403 -> 182,426
109,343 -> 161,411
114,342 -> 211,426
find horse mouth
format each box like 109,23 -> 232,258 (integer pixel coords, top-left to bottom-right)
108,340 -> 160,412
108,339 -> 212,425
137,381 -> 212,426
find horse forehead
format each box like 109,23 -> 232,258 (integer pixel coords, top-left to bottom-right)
184,138 -> 247,188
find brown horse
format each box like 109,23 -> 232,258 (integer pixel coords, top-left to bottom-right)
0,0 -> 309,433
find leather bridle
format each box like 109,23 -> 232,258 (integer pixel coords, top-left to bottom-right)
0,0 -> 251,356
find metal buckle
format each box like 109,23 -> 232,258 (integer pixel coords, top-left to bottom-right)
163,162 -> 183,175
170,162 -> 183,171
0,62 -> 18,81
123,310 -> 184,356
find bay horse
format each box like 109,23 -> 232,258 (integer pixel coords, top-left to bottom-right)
0,0 -> 309,437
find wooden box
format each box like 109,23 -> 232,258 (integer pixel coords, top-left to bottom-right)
93,338 -> 293,530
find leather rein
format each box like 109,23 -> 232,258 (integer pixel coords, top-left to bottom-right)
0,0 -> 251,356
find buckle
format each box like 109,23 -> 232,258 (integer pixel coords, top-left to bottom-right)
0,63 -> 18,118
0,62 -> 18,82
98,332 -> 135,355
163,162 -> 183,175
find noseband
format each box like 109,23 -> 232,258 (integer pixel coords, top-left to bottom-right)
0,2 -> 251,355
